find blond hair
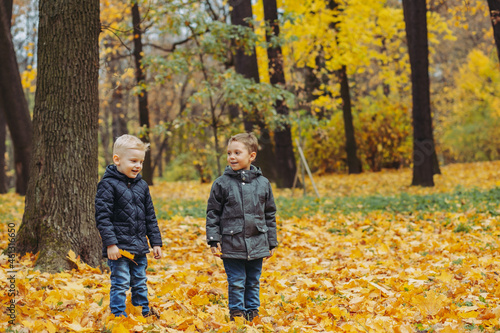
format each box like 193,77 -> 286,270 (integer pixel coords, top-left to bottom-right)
113,134 -> 150,156
228,132 -> 258,154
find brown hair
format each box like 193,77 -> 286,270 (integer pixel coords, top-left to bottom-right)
228,132 -> 258,154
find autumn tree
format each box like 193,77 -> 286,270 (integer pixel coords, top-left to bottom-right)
328,0 -> 362,174
0,95 -> 6,193
16,0 -> 102,271
230,0 -> 276,180
402,0 -> 439,186
487,0 -> 500,62
131,1 -> 153,185
0,0 -> 33,195
263,0 -> 297,188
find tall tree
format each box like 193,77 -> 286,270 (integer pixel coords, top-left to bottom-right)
0,0 -> 33,195
402,0 -> 439,186
131,1 -> 153,185
16,0 -> 101,271
0,0 -> 12,193
337,65 -> 362,174
487,0 -> 500,62
328,0 -> 362,174
263,0 -> 296,188
0,94 -> 6,193
230,0 -> 276,180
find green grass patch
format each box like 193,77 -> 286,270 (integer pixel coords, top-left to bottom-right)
154,186 -> 500,220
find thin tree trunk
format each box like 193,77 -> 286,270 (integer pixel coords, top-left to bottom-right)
403,0 -> 439,186
263,0 -> 296,188
111,81 -> 128,140
328,0 -> 362,174
100,98 -> 112,167
230,0 -> 276,181
0,0 -> 32,195
131,1 -> 153,185
487,0 -> 500,62
337,65 -> 362,174
16,0 -> 101,272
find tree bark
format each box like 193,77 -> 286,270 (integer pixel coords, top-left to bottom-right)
0,0 -> 33,195
0,94 -> 7,193
263,0 -> 296,188
402,0 -> 439,186
230,0 -> 276,181
487,0 -> 500,62
337,65 -> 362,174
131,1 -> 153,185
16,0 -> 102,272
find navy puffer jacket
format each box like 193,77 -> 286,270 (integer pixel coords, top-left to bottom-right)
95,165 -> 163,258
206,165 -> 277,260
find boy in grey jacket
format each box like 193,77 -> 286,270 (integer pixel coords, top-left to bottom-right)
206,133 -> 278,322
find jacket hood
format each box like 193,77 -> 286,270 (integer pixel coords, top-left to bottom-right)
103,164 -> 142,183
223,165 -> 262,182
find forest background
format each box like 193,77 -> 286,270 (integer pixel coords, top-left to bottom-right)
2,0 -> 499,189
1,0 -> 500,332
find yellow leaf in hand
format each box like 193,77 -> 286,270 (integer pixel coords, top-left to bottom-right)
119,249 -> 137,264
119,249 -> 135,260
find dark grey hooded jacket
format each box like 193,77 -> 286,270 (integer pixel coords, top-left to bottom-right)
206,165 -> 277,260
95,165 -> 163,258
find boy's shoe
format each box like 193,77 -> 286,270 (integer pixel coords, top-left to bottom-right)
246,309 -> 259,322
144,307 -> 160,319
229,309 -> 246,321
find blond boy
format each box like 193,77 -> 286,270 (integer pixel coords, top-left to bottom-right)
95,134 -> 162,318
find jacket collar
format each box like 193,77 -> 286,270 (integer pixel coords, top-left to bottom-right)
103,164 -> 142,183
223,165 -> 262,182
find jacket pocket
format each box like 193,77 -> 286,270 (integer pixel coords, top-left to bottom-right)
221,225 -> 245,254
256,223 -> 268,233
247,218 -> 268,237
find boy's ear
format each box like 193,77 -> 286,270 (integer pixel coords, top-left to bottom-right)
250,151 -> 257,162
112,154 -> 120,165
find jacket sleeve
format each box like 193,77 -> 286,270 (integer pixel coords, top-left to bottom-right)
265,181 -> 278,248
206,181 -> 224,244
144,185 -> 163,247
95,180 -> 118,248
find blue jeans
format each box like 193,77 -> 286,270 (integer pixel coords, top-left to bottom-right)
222,258 -> 263,312
108,255 -> 150,316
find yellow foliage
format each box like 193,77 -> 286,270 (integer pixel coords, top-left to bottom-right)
1,162 -> 499,331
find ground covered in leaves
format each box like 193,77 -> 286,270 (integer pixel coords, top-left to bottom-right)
1,161 -> 500,332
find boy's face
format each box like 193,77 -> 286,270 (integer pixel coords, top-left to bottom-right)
113,148 -> 146,179
227,140 -> 256,171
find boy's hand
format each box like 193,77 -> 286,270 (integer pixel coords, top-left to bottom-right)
265,248 -> 276,260
107,245 -> 121,260
211,243 -> 222,257
153,246 -> 162,259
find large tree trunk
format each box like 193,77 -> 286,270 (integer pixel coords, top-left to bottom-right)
337,65 -> 362,174
487,0 -> 500,62
0,94 -> 7,193
131,1 -> 153,185
402,0 -> 439,186
230,0 -> 276,181
16,0 -> 101,272
263,0 -> 296,188
0,0 -> 33,195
